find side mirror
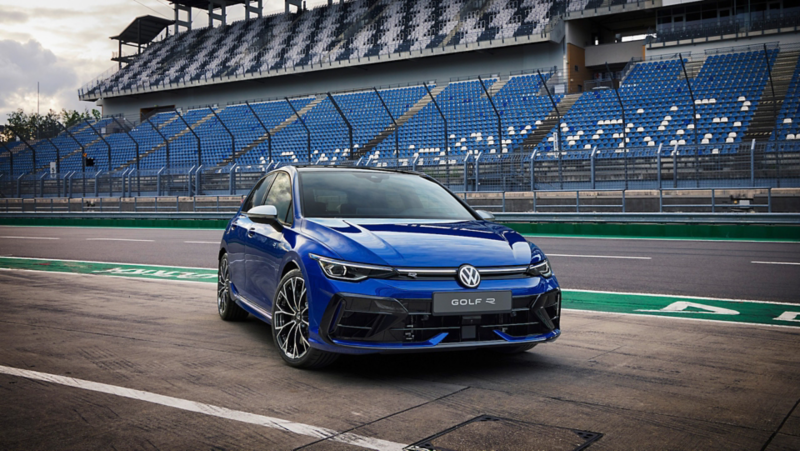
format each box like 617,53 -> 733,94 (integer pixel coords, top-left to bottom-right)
247,205 -> 278,223
476,210 -> 495,221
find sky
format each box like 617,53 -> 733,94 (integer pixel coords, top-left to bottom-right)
0,0 -> 327,121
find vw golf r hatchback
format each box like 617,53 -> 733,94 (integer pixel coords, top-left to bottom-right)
218,167 -> 561,369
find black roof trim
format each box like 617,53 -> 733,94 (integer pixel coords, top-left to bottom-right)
111,15 -> 174,44
168,0 -> 250,9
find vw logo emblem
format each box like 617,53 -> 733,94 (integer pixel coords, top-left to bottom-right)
457,264 -> 481,288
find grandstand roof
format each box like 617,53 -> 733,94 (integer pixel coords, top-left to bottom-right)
110,16 -> 174,45
167,0 -> 250,9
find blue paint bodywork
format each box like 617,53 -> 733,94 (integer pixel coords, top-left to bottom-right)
220,166 -> 560,355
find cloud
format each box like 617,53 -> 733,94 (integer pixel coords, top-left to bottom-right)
0,10 -> 28,24
0,39 -> 86,118
0,0 -> 334,121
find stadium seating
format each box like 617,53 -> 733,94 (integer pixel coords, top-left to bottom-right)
773,56 -> 800,142
533,49 -> 778,158
81,0 -> 556,99
5,47 -> 792,177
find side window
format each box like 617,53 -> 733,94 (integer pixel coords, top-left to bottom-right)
264,172 -> 293,225
243,174 -> 276,212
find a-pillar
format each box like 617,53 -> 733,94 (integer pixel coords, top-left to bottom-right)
173,3 -> 192,34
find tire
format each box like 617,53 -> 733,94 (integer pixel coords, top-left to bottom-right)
217,253 -> 249,321
272,269 -> 339,369
491,343 -> 537,355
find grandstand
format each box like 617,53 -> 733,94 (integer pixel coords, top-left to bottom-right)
2,0 -> 800,195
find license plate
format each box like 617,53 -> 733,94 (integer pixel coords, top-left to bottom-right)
432,291 -> 512,316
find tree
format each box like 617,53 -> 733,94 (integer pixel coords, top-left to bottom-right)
1,108 -> 102,143
60,108 -> 101,128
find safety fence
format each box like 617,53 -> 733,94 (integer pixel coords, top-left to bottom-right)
1,186 -> 796,215
2,141 -> 799,199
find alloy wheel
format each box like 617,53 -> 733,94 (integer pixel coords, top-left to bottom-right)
217,257 -> 230,315
273,276 -> 310,360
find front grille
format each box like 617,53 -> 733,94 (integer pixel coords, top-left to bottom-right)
325,290 -> 560,345
391,265 -> 531,282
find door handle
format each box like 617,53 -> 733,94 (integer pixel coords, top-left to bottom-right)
248,227 -> 256,238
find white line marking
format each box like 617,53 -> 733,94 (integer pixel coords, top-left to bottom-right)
548,254 -> 651,260
564,288 -> 800,306
0,236 -> 60,240
564,309 -> 800,330
524,234 -> 800,244
86,238 -> 155,242
0,256 -> 215,270
0,365 -> 405,451
752,261 -> 800,266
184,241 -> 219,244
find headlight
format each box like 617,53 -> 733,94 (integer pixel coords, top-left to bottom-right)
310,254 -> 395,281
527,259 -> 552,278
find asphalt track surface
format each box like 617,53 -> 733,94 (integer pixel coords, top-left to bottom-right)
0,226 -> 799,450
0,226 -> 798,302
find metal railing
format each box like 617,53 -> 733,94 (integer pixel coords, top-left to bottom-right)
652,11 -> 800,45
449,187 -> 781,214
2,142 -> 799,199
0,187 -> 792,217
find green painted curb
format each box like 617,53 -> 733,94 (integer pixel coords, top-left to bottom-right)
562,290 -> 800,328
502,222 -> 800,241
0,257 -> 217,281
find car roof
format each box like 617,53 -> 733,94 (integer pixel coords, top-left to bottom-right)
290,166 -> 425,177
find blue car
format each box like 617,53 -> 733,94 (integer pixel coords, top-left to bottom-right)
217,167 -> 560,369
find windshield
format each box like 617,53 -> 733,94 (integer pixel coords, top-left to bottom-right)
299,171 -> 475,220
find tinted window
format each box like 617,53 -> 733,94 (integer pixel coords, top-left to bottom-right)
299,171 -> 474,220
242,173 -> 275,212
264,172 -> 293,224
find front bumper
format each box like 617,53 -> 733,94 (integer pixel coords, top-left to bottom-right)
316,287 -> 561,353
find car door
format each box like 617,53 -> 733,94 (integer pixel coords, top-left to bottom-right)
229,174 -> 275,299
245,171 -> 294,311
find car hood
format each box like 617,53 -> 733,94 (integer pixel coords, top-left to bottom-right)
303,218 -> 532,267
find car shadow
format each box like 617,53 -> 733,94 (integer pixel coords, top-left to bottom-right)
327,346 -> 560,380
231,314 -> 560,379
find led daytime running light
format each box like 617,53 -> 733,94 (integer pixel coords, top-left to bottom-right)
310,254 -> 395,281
